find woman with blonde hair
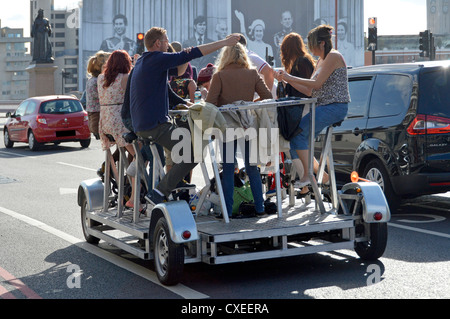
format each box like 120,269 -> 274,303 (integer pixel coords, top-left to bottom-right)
276,25 -> 350,189
85,51 -> 110,139
206,43 -> 273,218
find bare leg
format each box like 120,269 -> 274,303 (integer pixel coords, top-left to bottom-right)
295,150 -> 329,185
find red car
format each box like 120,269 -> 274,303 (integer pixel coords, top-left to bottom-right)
3,95 -> 91,151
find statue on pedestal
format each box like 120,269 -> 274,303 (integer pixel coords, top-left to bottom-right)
31,9 -> 54,63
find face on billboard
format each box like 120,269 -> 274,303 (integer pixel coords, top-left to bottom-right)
195,22 -> 207,36
113,18 -> 126,36
281,11 -> 293,29
80,0 -> 364,90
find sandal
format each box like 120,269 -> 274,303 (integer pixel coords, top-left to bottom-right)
297,188 -> 311,199
125,201 -> 146,213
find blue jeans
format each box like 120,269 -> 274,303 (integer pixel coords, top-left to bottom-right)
290,103 -> 348,159
222,140 -> 264,216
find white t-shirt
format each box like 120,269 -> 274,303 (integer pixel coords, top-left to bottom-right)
246,49 -> 276,98
247,49 -> 267,73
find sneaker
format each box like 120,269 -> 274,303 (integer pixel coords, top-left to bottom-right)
265,189 -> 276,198
174,179 -> 196,190
145,189 -> 166,206
294,179 -> 311,189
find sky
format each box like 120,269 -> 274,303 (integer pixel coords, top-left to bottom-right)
0,0 -> 427,37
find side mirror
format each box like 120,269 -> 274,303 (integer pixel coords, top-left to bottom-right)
6,112 -> 12,118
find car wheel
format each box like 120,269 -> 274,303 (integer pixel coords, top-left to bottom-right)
28,131 -> 41,151
363,159 -> 400,211
3,129 -> 14,148
80,138 -> 91,148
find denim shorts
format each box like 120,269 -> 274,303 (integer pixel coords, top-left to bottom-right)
290,103 -> 348,156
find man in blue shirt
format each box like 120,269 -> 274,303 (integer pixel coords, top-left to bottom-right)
130,27 -> 239,205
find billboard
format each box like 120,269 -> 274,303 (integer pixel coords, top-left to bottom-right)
80,0 -> 364,90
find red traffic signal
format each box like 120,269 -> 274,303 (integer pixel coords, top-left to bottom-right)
136,33 -> 145,55
368,17 -> 377,51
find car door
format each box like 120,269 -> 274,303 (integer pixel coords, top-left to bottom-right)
21,100 -> 38,140
365,74 -> 413,170
8,101 -> 29,141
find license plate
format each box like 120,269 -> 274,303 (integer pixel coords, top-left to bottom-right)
56,130 -> 76,137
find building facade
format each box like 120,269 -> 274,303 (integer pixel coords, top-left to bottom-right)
0,23 -> 32,101
80,0 -> 365,89
30,0 -> 80,96
368,0 -> 450,66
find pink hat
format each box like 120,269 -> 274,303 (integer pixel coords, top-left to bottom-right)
198,63 -> 216,83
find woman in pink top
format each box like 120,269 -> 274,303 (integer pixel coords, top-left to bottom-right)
98,50 -> 140,211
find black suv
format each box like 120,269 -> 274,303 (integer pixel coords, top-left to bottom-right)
315,61 -> 450,209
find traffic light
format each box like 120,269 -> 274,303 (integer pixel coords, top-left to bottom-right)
368,17 -> 377,51
419,30 -> 430,58
136,33 -> 145,55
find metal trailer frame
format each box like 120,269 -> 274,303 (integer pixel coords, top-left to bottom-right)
78,98 -> 390,285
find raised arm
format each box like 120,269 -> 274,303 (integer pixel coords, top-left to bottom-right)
234,10 -> 248,39
197,34 -> 241,57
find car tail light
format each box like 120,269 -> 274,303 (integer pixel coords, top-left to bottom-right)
36,115 -> 47,125
84,114 -> 89,121
407,114 -> 450,135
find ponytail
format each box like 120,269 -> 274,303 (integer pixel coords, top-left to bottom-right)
307,25 -> 334,59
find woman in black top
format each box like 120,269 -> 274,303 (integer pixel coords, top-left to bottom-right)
280,32 -> 315,98
279,33 -> 328,194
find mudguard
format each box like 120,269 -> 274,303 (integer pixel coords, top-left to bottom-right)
341,181 -> 391,223
77,178 -> 104,212
150,201 -> 199,244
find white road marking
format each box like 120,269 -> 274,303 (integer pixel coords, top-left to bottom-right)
388,222 -> 450,239
57,162 -> 97,172
394,214 -> 446,224
59,188 -> 78,195
0,206 -> 209,299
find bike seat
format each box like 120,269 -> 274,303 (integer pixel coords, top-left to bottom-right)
123,131 -> 138,144
105,134 -> 115,142
332,121 -> 343,128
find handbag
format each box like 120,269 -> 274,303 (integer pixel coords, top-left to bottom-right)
232,182 -> 254,216
277,97 -> 304,141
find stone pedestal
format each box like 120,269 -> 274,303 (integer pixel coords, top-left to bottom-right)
26,63 -> 58,97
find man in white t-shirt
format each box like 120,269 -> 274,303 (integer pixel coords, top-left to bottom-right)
239,35 -> 276,99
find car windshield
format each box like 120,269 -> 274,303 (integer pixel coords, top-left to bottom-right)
40,100 -> 83,114
418,68 -> 450,118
